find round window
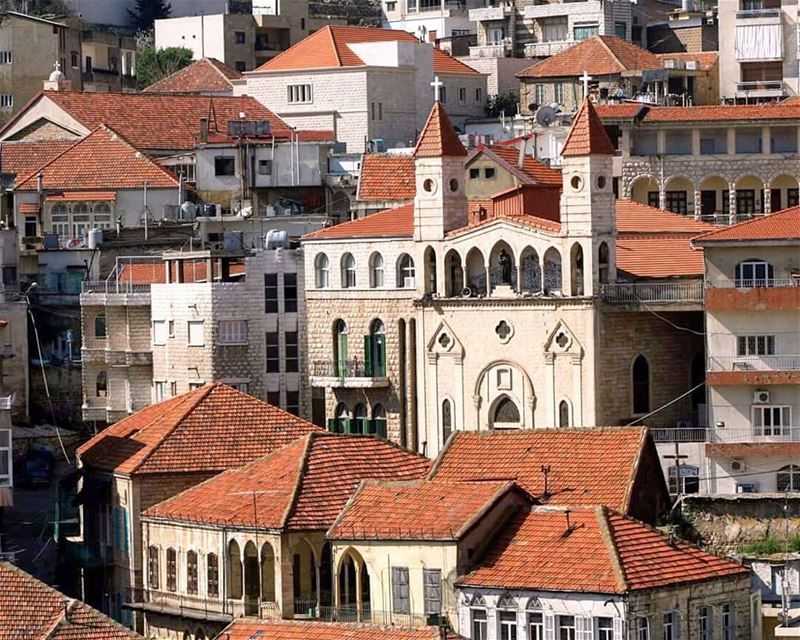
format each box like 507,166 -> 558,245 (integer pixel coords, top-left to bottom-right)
449,178 -> 459,192
423,178 -> 435,193
570,175 -> 583,191
597,175 -> 607,189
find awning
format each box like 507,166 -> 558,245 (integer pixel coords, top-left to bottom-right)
46,191 -> 116,202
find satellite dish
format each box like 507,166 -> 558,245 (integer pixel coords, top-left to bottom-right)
536,105 -> 557,127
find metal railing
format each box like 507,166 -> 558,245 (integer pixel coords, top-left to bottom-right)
705,278 -> 799,289
82,256 -> 164,294
311,359 -> 386,378
708,355 -> 800,372
601,281 -> 704,303
294,598 -> 320,618
736,8 -> 781,19
650,427 -> 709,443
736,80 -> 785,93
709,426 -> 800,442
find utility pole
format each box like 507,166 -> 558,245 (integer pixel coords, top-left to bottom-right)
663,441 -> 689,497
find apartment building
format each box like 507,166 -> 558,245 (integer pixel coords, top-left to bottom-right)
70,20 -> 137,93
718,0 -> 798,103
692,209 -> 800,495
382,0 -> 483,41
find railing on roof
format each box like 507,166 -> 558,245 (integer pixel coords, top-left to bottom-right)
708,426 -> 800,443
649,427 -> 708,443
601,281 -> 704,303
82,256 -> 163,295
736,8 -> 781,19
735,80 -> 785,94
708,354 -> 800,372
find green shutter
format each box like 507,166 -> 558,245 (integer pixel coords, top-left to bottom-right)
363,335 -> 372,376
343,418 -> 353,434
327,418 -> 337,433
375,418 -> 387,439
376,335 -> 386,376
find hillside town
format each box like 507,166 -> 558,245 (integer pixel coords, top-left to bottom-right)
0,0 -> 797,638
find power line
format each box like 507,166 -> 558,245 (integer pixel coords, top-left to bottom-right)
625,381 -> 704,426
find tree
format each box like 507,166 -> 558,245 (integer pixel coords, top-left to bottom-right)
136,46 -> 192,90
485,92 -> 519,118
127,0 -> 172,31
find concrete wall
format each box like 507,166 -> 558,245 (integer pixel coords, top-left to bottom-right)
459,56 -> 531,97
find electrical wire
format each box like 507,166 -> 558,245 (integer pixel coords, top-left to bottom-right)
625,381 -> 705,426
633,296 -> 706,335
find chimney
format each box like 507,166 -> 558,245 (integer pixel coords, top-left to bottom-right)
517,138 -> 526,169
199,118 -> 208,144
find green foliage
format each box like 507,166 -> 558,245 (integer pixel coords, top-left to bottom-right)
3,0 -> 73,15
485,92 -> 519,118
135,46 -> 192,90
740,535 -> 800,556
127,0 -> 172,31
309,0 -> 382,26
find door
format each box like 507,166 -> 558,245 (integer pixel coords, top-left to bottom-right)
371,333 -> 385,377
700,191 -> 716,217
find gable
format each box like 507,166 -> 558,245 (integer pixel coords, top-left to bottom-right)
6,118 -> 82,142
625,433 -> 670,523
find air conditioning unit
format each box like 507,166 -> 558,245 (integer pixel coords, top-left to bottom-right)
404,277 -> 415,289
731,460 -> 746,472
753,390 -> 770,404
736,482 -> 759,493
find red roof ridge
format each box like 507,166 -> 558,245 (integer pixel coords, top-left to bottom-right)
302,203 -> 414,240
413,101 -> 467,158
594,505 -> 630,592
692,206 -> 800,243
280,432 -> 323,527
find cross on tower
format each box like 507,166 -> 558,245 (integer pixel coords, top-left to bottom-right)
431,75 -> 444,102
580,70 -> 593,100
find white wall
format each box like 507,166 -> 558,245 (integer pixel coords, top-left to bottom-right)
154,14 -> 227,61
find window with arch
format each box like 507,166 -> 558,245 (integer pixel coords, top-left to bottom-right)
186,550 -> 198,594
543,247 -> 562,294
632,355 -> 650,415
369,252 -> 384,288
147,545 -> 159,589
71,202 -> 91,241
425,246 -> 437,294
492,396 -> 520,429
329,402 -> 350,434
341,253 -> 356,288
570,243 -> 584,296
366,318 -> 386,377
94,312 -> 106,338
498,593 -> 518,640
92,201 -> 113,228
598,242 -> 610,284
442,398 -> 453,444
333,319 -> 349,377
50,202 -> 69,236
397,254 -> 415,288
558,400 -> 571,428
166,547 -> 177,592
470,594 -> 487,640
207,553 -> 219,597
527,598 -> 543,640
735,259 -> 774,288
635,616 -> 650,640
777,465 -> 800,492
96,371 -> 108,398
354,403 -> 368,435
372,403 -> 387,438
314,253 -> 329,288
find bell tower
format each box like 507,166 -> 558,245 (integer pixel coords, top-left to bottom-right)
413,87 -> 468,242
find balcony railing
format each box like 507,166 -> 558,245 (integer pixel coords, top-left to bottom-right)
708,355 -> 800,372
469,5 -> 511,21
418,0 -> 466,12
81,280 -> 151,294
709,426 -> 800,442
524,40 -> 576,58
311,359 -> 385,379
735,80 -> 785,95
601,281 -> 704,303
650,427 -> 709,443
706,278 -> 800,289
469,42 -> 512,58
736,8 -> 781,18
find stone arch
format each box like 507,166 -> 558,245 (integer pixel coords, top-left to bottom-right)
569,242 -> 584,296
490,394 -> 521,429
314,252 -> 330,288
243,541 -> 260,614
628,174 -> 658,204
732,174 -> 765,216
474,360 -> 535,430
444,248 -> 463,297
368,251 -> 384,288
424,245 -> 437,294
767,173 -> 799,212
543,247 -> 562,294
664,175 -> 694,215
292,537 -> 317,606
489,240 -> 516,289
340,252 -> 356,288
465,247 -> 487,296
337,547 -> 370,620
227,539 -> 242,600
396,253 -> 415,288
699,175 -> 728,219
519,246 -> 541,294
260,541 -> 276,602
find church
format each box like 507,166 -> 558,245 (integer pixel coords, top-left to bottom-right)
302,97 -> 705,461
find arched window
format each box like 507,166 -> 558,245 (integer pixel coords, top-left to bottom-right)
492,396 -> 520,429
520,248 -> 541,293
424,246 -> 437,294
341,253 -> 356,288
372,403 -> 387,438
92,202 -> 112,228
369,252 -> 384,288
598,242 -> 610,284
442,399 -> 453,444
735,259 -> 773,288
94,312 -> 106,338
354,403 -> 368,435
51,203 -> 69,236
333,319 -> 348,377
543,247 -> 562,294
558,400 -> 571,428
207,553 -> 219,597
445,250 -> 463,297
632,355 -> 650,415
527,597 -> 543,640
397,254 -> 415,288
260,542 -> 276,602
227,540 -> 242,599
497,593 -> 518,638
186,550 -> 198,595
367,319 -> 386,377
315,253 -> 329,289
96,371 -> 108,398
570,242 -> 584,296
331,402 -> 350,434
470,594 -> 487,640
72,202 -> 91,241
777,465 -> 800,492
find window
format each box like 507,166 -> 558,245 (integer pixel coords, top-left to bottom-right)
397,254 -> 415,288
288,84 -> 312,103
94,312 -> 106,338
341,253 -> 356,288
469,168 -> 480,179
391,566 -> 410,614
170,381 -> 177,396
369,253 -> 384,288
266,332 -> 280,373
267,391 -> 280,407
698,607 -> 711,640
632,355 -> 650,415
493,396 -> 521,428
754,406 -> 792,437
534,84 -> 545,106
771,127 -> 797,154
599,618 -> 614,640
574,24 -> 599,40
0,51 -> 11,64
148,546 -> 159,589
554,83 -> 564,104
636,617 -> 650,640
440,86 -> 447,103
738,334 -> 776,356
71,51 -> 79,68
665,191 -> 688,215
442,399 -> 453,444
721,604 -> 734,640
373,403 -> 387,438
371,102 -> 376,121
423,568 -> 441,615
235,61 -> 246,72
186,551 -> 198,594
96,371 -> 107,398
529,612 -> 544,640
286,390 -> 299,415
285,331 -> 299,373
472,608 -> 488,640
459,87 -> 466,102
154,381 -> 166,403
736,189 -> 757,214
663,613 -> 678,640
484,167 -> 496,179
476,88 -> 483,102
0,95 -> 13,109
166,548 -> 177,591
315,253 -> 329,288
219,320 -> 248,345
500,610 -> 518,640
235,31 -> 246,43
284,273 -> 298,312
777,465 -> 800,492
187,321 -> 204,346
264,273 -> 278,313
207,553 -> 219,596
735,259 -> 773,287
214,156 -> 235,176
668,465 -> 700,495
258,159 -> 272,175
615,21 -> 627,38
736,128 -> 762,154
560,615 -> 576,640
0,429 -> 10,488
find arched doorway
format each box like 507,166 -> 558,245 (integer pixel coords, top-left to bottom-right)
227,540 -> 242,600
570,243 -> 584,296
444,249 -> 463,297
243,541 -> 260,615
424,246 -> 437,294
629,175 -> 659,207
293,538 -> 317,616
734,175 -> 764,218
543,247 -> 562,294
699,176 -> 728,220
337,549 -> 371,622
664,176 -> 693,215
465,247 -> 486,296
261,542 -> 276,603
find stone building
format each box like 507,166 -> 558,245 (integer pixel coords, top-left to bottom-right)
237,25 -> 487,153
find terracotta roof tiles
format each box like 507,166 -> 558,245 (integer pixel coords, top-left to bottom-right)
143,57 -> 243,94
561,98 -> 615,157
76,383 -> 321,475
476,144 -> 562,186
328,480 -> 516,541
597,102 -> 800,123
303,203 -> 414,240
0,140 -> 74,179
222,619 -> 456,640
357,153 -> 416,202
692,206 -> 800,243
413,102 -> 467,158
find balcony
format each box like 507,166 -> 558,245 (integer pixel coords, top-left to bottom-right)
708,355 -> 800,372
601,281 -> 704,305
704,278 -> 800,312
523,0 -> 601,19
309,360 -> 389,389
469,42 -> 512,58
469,5 -> 511,21
736,8 -> 781,19
650,427 -> 709,443
735,80 -> 786,99
524,40 -> 576,58
709,426 -> 800,443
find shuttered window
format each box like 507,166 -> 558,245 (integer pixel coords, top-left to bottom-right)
423,568 -> 441,615
392,567 -> 410,614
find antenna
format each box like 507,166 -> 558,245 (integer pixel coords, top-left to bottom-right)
541,464 -> 551,498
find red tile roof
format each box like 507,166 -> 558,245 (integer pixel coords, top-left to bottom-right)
616,199 -> 715,234
328,480 -> 517,541
144,432 -> 431,530
598,102 -> 800,123
46,191 -> 116,202
446,212 -> 561,238
15,125 -> 178,191
0,562 -> 143,639
76,383 -> 321,475
357,153 -> 416,202
222,619 -> 455,640
254,25 -> 478,75
114,260 -> 246,285
428,428 -> 651,513
12,91 -> 294,151
471,145 -> 562,187
656,52 -> 718,71
706,441 -> 800,460
517,36 -> 662,79
562,98 -> 615,157
143,57 -> 243,94
458,505 -> 748,594
413,102 -> 467,158
303,203 -> 414,240
692,207 -> 800,243
0,140 -> 75,178
18,203 -> 39,213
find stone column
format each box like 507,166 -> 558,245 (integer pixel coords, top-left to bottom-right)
571,354 -> 583,427
728,182 -> 737,224
354,561 -> 363,621
315,563 -> 322,614
544,353 -> 556,428
763,183 -> 771,215
693,190 -> 702,220
484,260 -> 491,296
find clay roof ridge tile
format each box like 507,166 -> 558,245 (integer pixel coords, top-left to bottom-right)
279,432 -> 317,529
595,505 -> 630,593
